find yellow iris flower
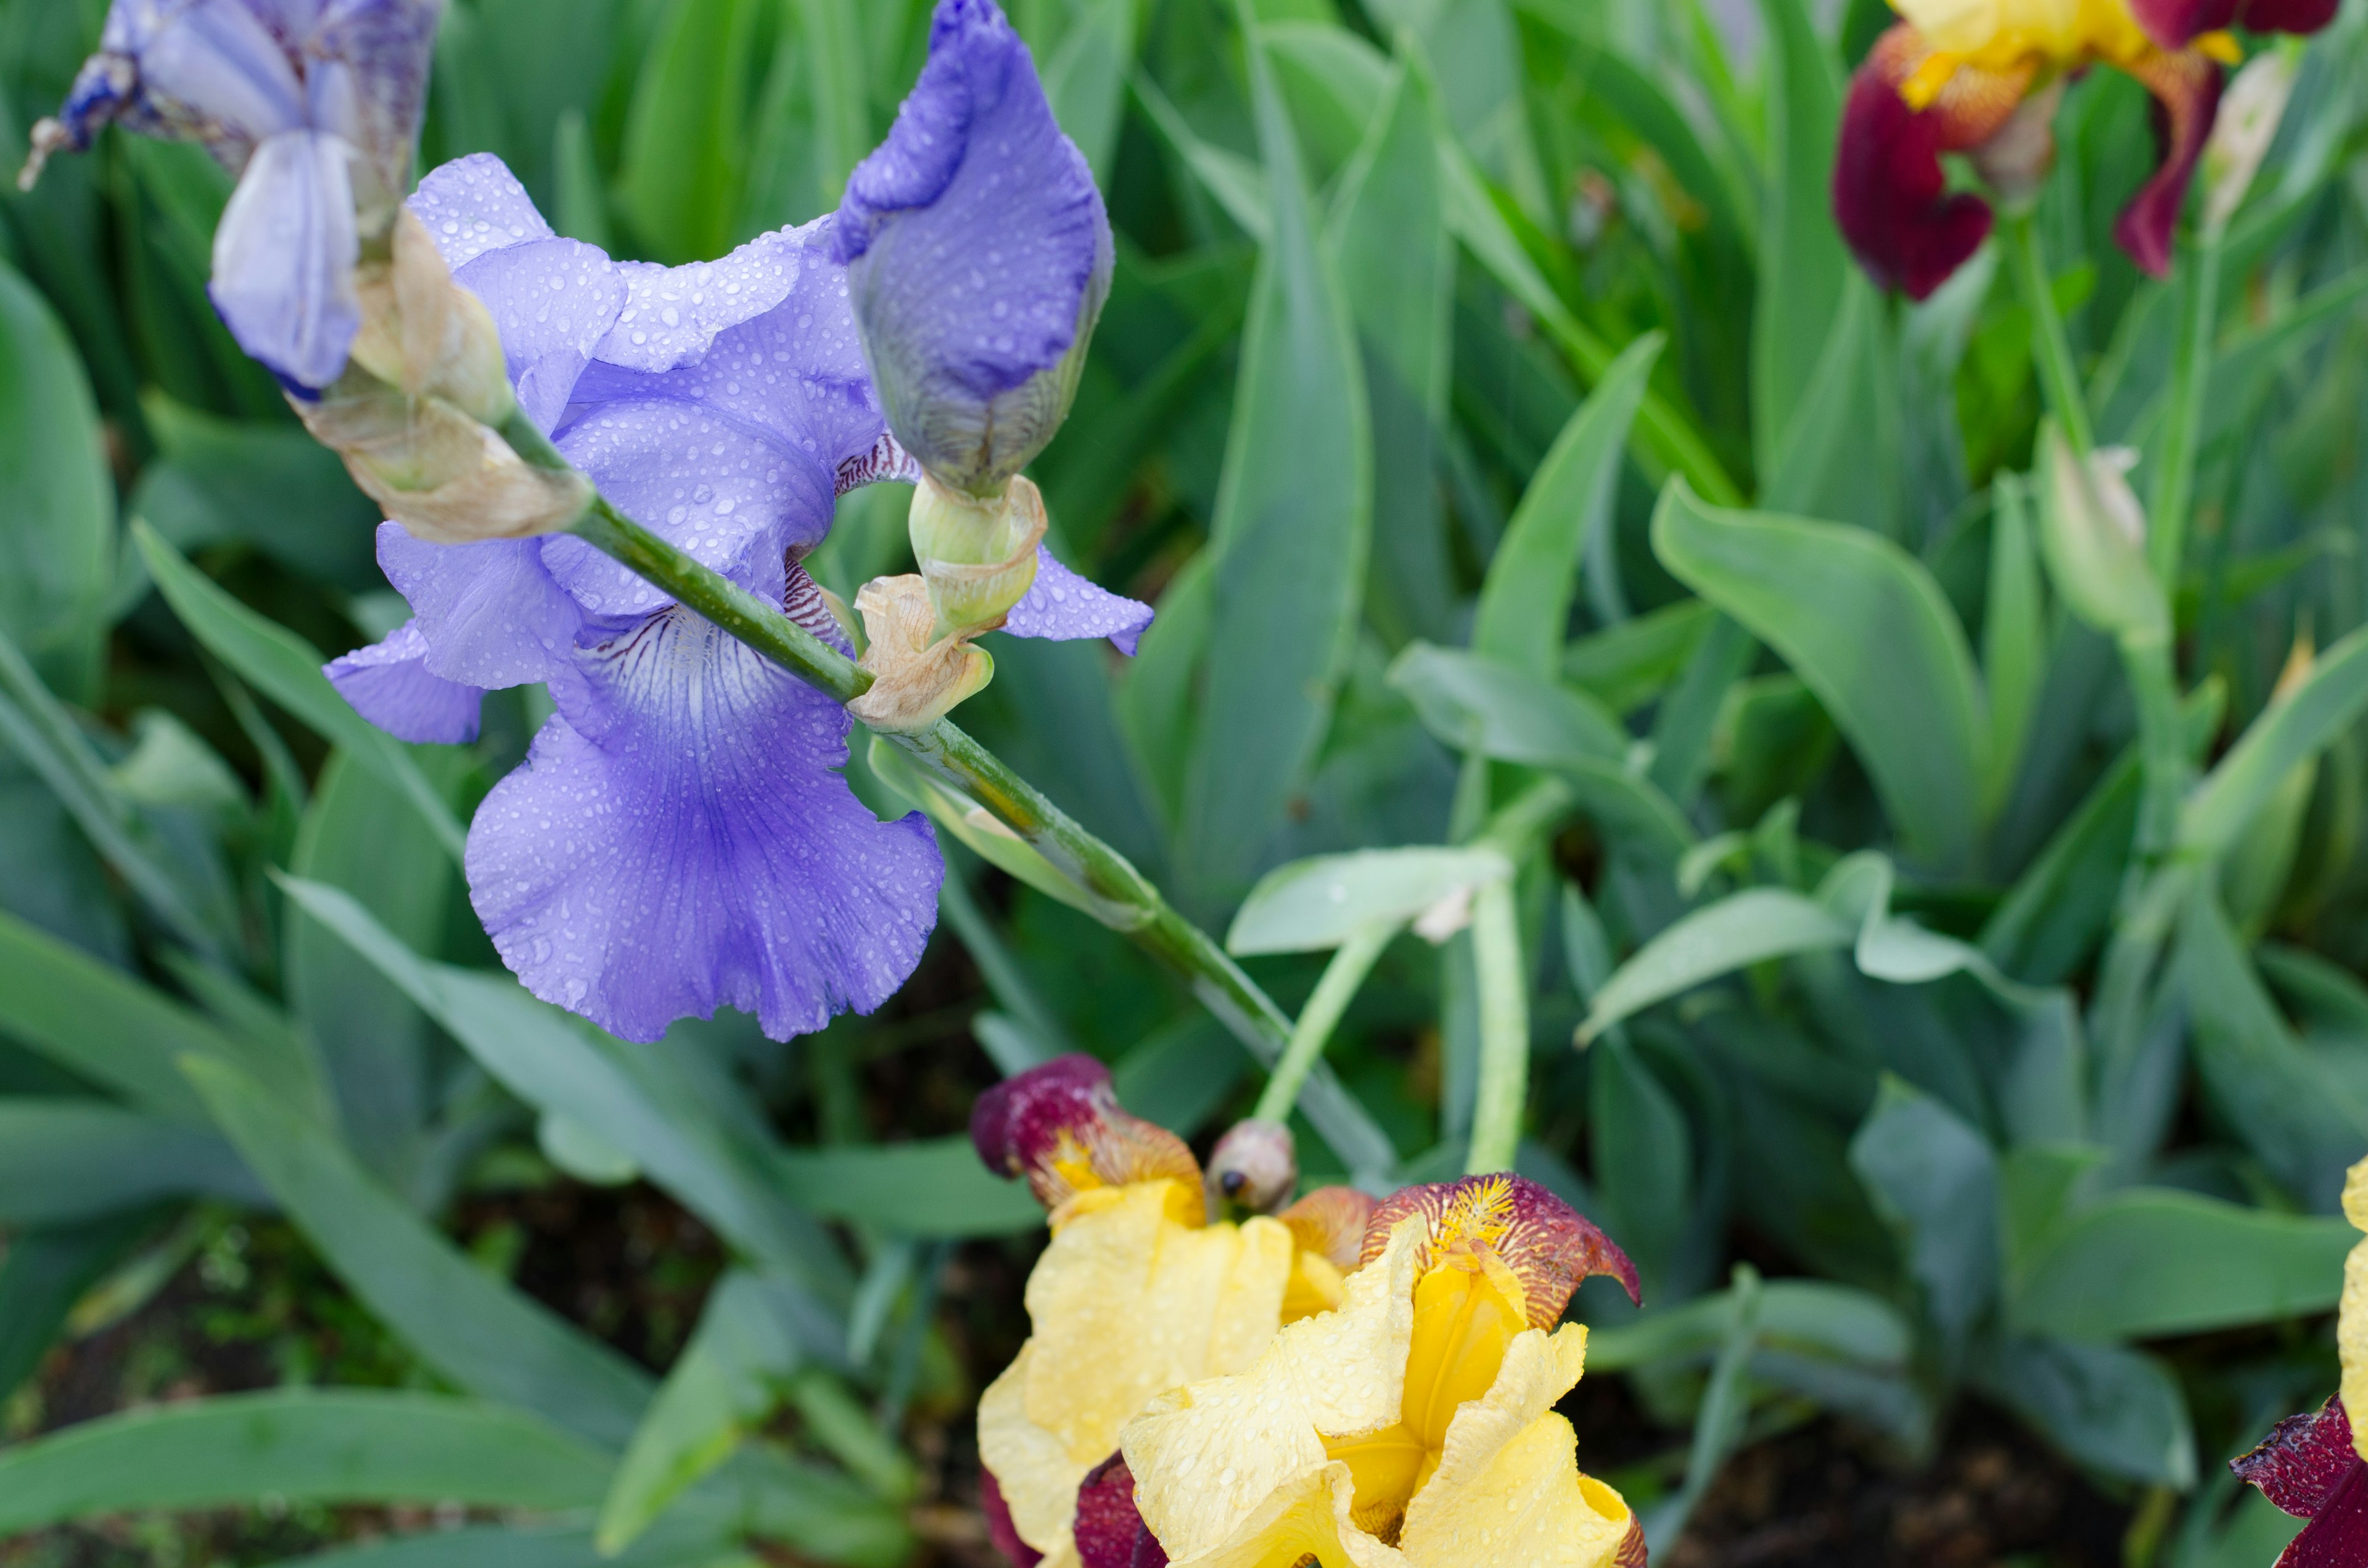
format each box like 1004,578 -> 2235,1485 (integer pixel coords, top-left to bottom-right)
971,1055 -> 1370,1567
1120,1176 -> 1644,1568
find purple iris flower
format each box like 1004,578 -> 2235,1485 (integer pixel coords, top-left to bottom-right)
832,0 -> 1115,499
35,0 -> 443,388
325,154 -> 1151,1043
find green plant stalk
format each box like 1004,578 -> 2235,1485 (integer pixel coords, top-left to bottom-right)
2005,213 -> 2094,456
2120,628 -> 2192,872
2146,232 -> 2222,587
1252,921 -> 1397,1125
1465,876 -> 1529,1175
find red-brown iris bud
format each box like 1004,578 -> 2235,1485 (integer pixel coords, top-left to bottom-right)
969,1054 -> 1204,1223
1204,1119 -> 1298,1216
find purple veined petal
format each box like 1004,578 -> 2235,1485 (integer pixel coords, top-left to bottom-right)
832,0 -> 1112,491
594,225 -> 816,376
466,606 -> 944,1044
456,236 -> 628,432
410,152 -> 557,272
119,0 -> 308,150
324,620 -> 484,744
210,127 -> 361,389
377,523 -> 583,689
305,0 -> 442,207
1001,545 -> 1153,656
538,390 -> 840,617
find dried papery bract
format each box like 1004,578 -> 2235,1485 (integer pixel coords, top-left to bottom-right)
848,575 -> 997,733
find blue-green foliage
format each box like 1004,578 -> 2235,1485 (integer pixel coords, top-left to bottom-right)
1,0 -> 2367,1562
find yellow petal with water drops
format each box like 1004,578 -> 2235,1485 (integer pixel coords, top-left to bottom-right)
2341,1156 -> 2368,1460
985,1181 -> 1297,1556
1162,1462 -> 1402,1568
1399,1325 -> 1632,1568
1125,1225 -> 1423,1563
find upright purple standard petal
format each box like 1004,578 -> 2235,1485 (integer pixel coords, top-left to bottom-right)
324,620 -> 483,744
211,127 -> 361,388
832,0 -> 1113,495
1001,546 -> 1153,656
467,608 -> 944,1044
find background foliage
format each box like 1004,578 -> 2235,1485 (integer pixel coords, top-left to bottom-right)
1,0 -> 2367,1563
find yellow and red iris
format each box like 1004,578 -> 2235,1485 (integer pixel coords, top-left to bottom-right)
1836,0 -> 2335,298
1117,1174 -> 1645,1568
969,1056 -> 1373,1568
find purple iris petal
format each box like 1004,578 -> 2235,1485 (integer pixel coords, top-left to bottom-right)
323,620 -> 483,744
469,609 -> 943,1044
1002,546 -> 1153,656
832,0 -> 1112,493
349,154 -> 942,1045
376,523 -> 582,690
210,128 -> 361,389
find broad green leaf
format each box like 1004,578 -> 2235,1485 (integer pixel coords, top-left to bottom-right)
1586,1279 -> 1912,1373
1117,548 -> 1213,830
0,1213 -> 154,1407
1983,476 -> 2046,814
2010,1187 -> 2353,1339
1127,74 -> 1271,239
1652,483 -> 1989,868
1389,644 -> 1628,766
1590,1034 -> 1693,1299
184,1056 -> 654,1448
1044,0 -> 1138,183
1848,1076 -> 1998,1345
1228,845 -> 1511,955
619,0 -> 760,261
132,396 -> 379,589
1179,1 -> 1373,899
600,1271 -> 805,1553
1331,60 -> 1456,647
0,255 -> 111,701
1563,599 -> 1717,715
1974,1337 -> 2195,1487
134,523 -> 466,861
771,1138 -> 1043,1236
1645,613 -> 1755,803
796,0 -> 869,201
0,906 -> 247,1123
1473,335 -> 1660,672
1112,1014 -> 1247,1136
0,1392 -> 612,1531
0,628 -> 235,959
1577,889 -> 1852,1043
2181,622 -> 2368,859
1760,273 -> 1902,533
1749,0 -> 1846,485
276,879 -> 874,1279
290,752 -> 462,1179
251,1521 -> 733,1568
2176,885 -> 2368,1211
0,1099 -> 260,1223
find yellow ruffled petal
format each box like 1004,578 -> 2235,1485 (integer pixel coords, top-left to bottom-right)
984,1183 -> 1297,1554
2342,1157 -> 2368,1460
1400,1326 -> 1633,1568
1161,1463 -> 1402,1568
1888,0 -> 2152,75
1126,1225 -> 1423,1562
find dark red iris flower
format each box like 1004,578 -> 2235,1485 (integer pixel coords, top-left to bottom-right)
2234,1396 -> 2368,1566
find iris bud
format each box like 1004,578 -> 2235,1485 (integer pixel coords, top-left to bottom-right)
832,0 -> 1113,499
1206,1119 -> 1299,1216
2038,427 -> 2169,645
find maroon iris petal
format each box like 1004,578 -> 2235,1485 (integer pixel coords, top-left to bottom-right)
969,1054 -> 1118,1178
2236,1398 -> 2359,1519
1834,31 -> 1999,301
2112,51 -> 2224,278
981,1466 -> 1045,1568
2237,0 -> 2341,32
1075,1451 -> 1167,1568
2128,0 -> 2240,46
2277,1453 -> 2368,1568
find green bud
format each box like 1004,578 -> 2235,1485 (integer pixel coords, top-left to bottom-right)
2037,427 -> 2168,646
908,472 -> 1047,641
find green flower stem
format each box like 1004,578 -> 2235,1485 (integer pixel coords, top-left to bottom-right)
2119,628 -> 2191,871
1465,875 -> 1529,1176
1252,921 -> 1398,1126
504,413 -> 1398,1178
2147,232 -> 2222,587
2005,213 -> 2094,456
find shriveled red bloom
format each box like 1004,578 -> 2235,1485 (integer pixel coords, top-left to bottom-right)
1074,1451 -> 1169,1568
2234,1397 -> 2368,1567
970,1052 -> 1204,1220
1834,0 -> 2327,298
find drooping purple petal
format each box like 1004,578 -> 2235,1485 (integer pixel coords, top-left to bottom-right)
832,0 -> 1113,493
1001,546 -> 1153,655
376,523 -> 583,690
106,0 -> 308,157
303,0 -> 443,210
210,127 -> 361,388
466,607 -> 943,1044
324,620 -> 483,744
